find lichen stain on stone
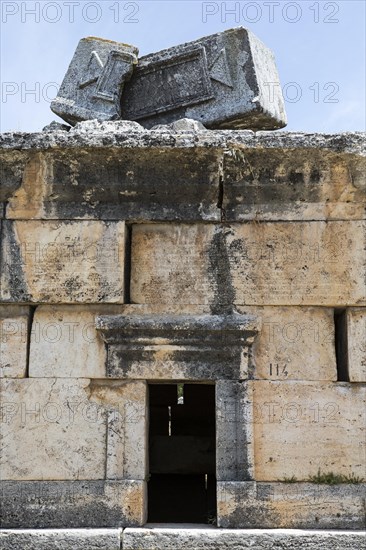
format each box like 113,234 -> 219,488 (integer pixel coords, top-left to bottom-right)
207,225 -> 236,314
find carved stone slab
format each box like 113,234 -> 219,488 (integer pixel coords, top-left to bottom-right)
96,313 -> 259,380
130,222 -> 366,307
121,28 -> 286,130
51,37 -> 138,125
105,304 -> 338,382
0,220 -> 126,304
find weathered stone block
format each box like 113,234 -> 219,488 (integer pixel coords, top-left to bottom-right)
0,220 -> 126,303
123,526 -> 366,549
2,130 -> 364,222
0,306 -> 30,378
88,380 -> 148,480
0,529 -> 122,550
347,308 -> 366,382
216,381 -> 254,481
249,381 -> 365,481
96,313 -> 258,380
6,149 -> 222,221
29,305 -> 123,378
222,148 -> 366,221
240,306 -> 337,381
121,28 -> 286,130
0,378 -> 147,482
1,128 -> 363,155
51,37 -> 138,125
0,378 -> 106,480
217,481 -> 366,529
0,480 -> 146,528
130,222 -> 366,306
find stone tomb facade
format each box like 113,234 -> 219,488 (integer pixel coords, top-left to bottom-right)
0,122 -> 365,530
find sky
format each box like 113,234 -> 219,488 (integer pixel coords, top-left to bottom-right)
0,0 -> 365,133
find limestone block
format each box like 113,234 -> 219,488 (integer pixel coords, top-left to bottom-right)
131,222 -> 366,307
216,381 -> 254,481
88,380 -> 148,480
29,305 -> 123,378
6,148 -> 221,221
123,526 -> 366,549
0,378 -> 106,480
223,148 -> 366,222
239,306 -> 337,381
0,220 -> 126,303
0,306 -> 30,378
217,481 -> 366,529
0,480 -> 146,528
249,381 -> 365,481
0,378 -> 147,482
121,28 -> 286,130
0,529 -> 121,550
347,308 -> 366,382
3,131 -> 364,222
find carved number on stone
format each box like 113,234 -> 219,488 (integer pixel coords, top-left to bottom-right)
269,363 -> 289,377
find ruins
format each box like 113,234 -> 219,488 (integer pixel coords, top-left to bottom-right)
0,28 -> 365,550
51,29 -> 287,129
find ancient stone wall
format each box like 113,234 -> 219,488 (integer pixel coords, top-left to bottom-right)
0,121 -> 365,531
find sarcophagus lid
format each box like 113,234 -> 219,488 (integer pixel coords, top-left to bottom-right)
51,28 -> 287,130
121,27 -> 287,130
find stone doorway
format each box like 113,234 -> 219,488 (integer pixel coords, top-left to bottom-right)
148,383 -> 216,524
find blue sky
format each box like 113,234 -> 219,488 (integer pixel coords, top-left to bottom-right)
1,0 -> 365,133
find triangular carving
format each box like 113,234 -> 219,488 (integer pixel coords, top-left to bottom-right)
209,48 -> 233,88
79,51 -> 104,89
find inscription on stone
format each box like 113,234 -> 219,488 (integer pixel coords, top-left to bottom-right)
0,221 -> 126,303
130,222 -> 366,306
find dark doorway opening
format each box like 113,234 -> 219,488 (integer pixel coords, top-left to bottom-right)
148,383 -> 216,524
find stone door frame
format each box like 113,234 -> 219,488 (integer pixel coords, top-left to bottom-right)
97,311 -> 259,525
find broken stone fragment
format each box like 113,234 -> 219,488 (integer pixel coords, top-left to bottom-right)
150,118 -> 207,132
121,27 -> 287,130
42,121 -> 70,132
51,37 -> 138,126
70,119 -> 144,134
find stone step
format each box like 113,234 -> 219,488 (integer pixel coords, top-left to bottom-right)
0,529 -> 122,550
1,528 -> 364,550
